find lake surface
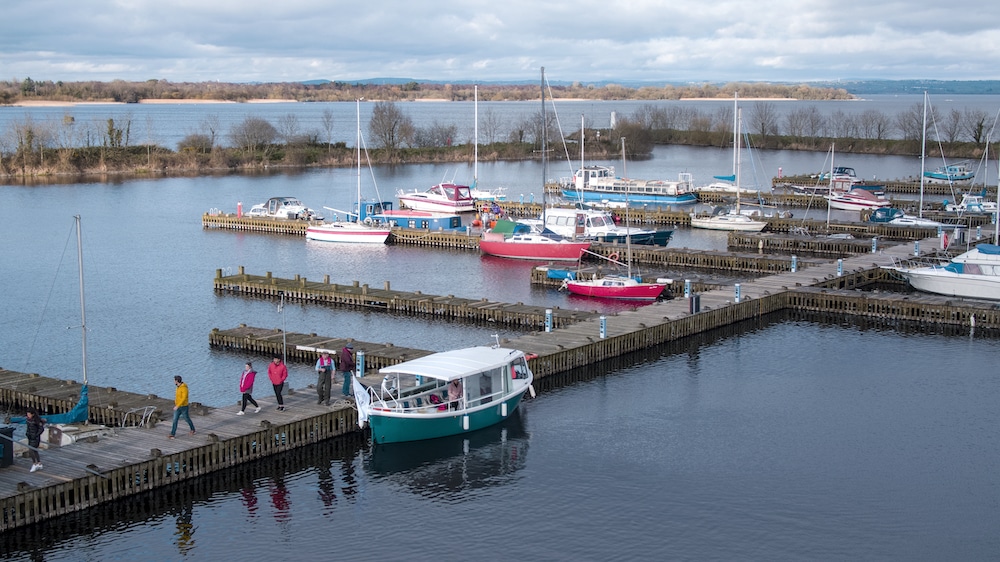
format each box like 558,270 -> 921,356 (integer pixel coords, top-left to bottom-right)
1,137 -> 999,559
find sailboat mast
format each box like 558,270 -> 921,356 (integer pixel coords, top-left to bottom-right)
356,98 -> 362,224
920,91 -> 928,218
541,67 -> 547,225
474,85 -> 478,189
622,137 -> 632,278
732,93 -> 738,177
75,215 -> 88,385
735,108 -> 742,214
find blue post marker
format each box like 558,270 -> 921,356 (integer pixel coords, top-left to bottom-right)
977,225 -> 982,239
937,225 -> 943,237
735,283 -> 741,303
357,350 -> 365,378
519,194 -> 524,204
600,316 -> 607,339
837,259 -> 843,277
914,240 -> 920,256
545,309 -> 552,333
684,279 -> 691,298
871,237 -> 877,253
791,255 -> 797,272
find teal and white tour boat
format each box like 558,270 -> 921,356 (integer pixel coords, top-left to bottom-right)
353,343 -> 535,444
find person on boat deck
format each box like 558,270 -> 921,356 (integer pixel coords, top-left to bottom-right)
315,350 -> 334,405
238,361 -> 260,415
24,407 -> 45,472
170,375 -> 196,438
448,378 -> 463,410
340,344 -> 356,396
268,355 -> 288,411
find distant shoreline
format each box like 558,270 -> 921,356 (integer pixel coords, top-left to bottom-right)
11,98 -> 300,107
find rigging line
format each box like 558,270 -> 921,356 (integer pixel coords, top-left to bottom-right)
21,218 -> 79,374
542,75 -> 576,181
359,127 -> 385,204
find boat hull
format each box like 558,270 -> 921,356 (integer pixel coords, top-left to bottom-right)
899,268 -> 1000,300
564,280 -> 665,300
690,215 -> 767,232
369,391 -> 528,444
562,189 -> 697,206
305,222 -> 391,243
479,235 -> 589,261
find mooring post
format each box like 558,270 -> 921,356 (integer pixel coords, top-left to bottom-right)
545,309 -> 553,333
735,283 -> 741,303
684,279 -> 691,298
357,350 -> 365,378
600,316 -> 607,339
791,255 -> 797,272
837,259 -> 843,277
914,241 -> 920,256
871,238 -> 877,253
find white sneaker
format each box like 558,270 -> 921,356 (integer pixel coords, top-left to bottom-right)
254,407 -> 261,413
30,463 -> 41,472
237,411 -> 245,415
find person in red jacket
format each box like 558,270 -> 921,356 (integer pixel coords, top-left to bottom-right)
238,361 -> 261,415
268,355 -> 288,411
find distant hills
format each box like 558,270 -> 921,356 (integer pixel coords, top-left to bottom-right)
305,78 -> 1000,95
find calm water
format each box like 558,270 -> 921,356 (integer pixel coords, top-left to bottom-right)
2,146 -> 1000,559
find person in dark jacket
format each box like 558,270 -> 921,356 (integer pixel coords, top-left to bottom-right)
340,343 -> 356,396
25,407 -> 45,472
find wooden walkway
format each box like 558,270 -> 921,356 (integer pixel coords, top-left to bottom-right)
5,230 -> 998,531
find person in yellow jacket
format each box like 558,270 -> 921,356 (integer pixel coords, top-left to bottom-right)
169,375 -> 196,438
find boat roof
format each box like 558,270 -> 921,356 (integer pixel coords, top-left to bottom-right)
379,346 -> 524,381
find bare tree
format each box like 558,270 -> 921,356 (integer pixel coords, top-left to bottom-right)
276,113 -> 301,145
941,109 -> 962,143
784,107 -> 812,138
320,108 -> 335,153
895,103 -> 927,142
413,121 -> 458,147
479,106 -> 503,145
201,114 -> 220,151
858,109 -> 892,140
748,101 -> 779,141
963,108 -> 990,144
229,116 -> 278,155
368,101 -> 414,151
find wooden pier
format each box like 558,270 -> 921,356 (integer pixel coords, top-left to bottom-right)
5,230 -> 999,531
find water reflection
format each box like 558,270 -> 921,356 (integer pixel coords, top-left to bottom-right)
365,411 -> 529,499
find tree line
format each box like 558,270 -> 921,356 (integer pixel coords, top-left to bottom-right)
1,99 -> 995,179
3,78 -> 853,104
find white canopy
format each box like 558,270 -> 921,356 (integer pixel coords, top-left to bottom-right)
379,346 -> 523,382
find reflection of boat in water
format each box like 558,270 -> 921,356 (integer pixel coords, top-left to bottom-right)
365,411 -> 529,495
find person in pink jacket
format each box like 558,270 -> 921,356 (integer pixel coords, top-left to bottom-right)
268,355 -> 288,411
238,361 -> 261,415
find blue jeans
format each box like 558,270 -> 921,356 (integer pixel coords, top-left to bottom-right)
341,371 -> 352,396
171,406 -> 195,436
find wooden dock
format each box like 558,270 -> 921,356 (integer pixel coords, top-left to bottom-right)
5,230 -> 999,531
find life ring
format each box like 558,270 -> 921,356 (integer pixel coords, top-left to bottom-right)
607,252 -> 619,262
364,217 -> 373,226
472,219 -> 482,227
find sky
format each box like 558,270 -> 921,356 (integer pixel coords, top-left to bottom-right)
2,0 -> 999,85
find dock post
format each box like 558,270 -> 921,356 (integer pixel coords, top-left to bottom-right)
871,238 -> 877,253
735,283 -> 741,303
545,309 -> 553,333
600,316 -> 607,339
914,241 -> 920,256
357,350 -> 365,377
791,255 -> 797,273
684,279 -> 691,298
977,225 -> 982,239
837,259 -> 843,277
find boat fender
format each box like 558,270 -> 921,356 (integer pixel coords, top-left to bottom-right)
528,384 -> 536,398
462,415 -> 470,431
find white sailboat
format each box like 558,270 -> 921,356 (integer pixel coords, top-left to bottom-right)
306,100 -> 391,244
690,107 -> 767,232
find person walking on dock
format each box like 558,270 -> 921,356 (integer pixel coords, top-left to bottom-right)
24,407 -> 45,472
170,375 -> 196,438
340,343 -> 356,396
238,362 -> 261,415
315,350 -> 334,405
268,355 -> 288,411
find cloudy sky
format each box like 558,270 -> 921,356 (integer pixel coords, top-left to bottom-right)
3,0 -> 998,84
